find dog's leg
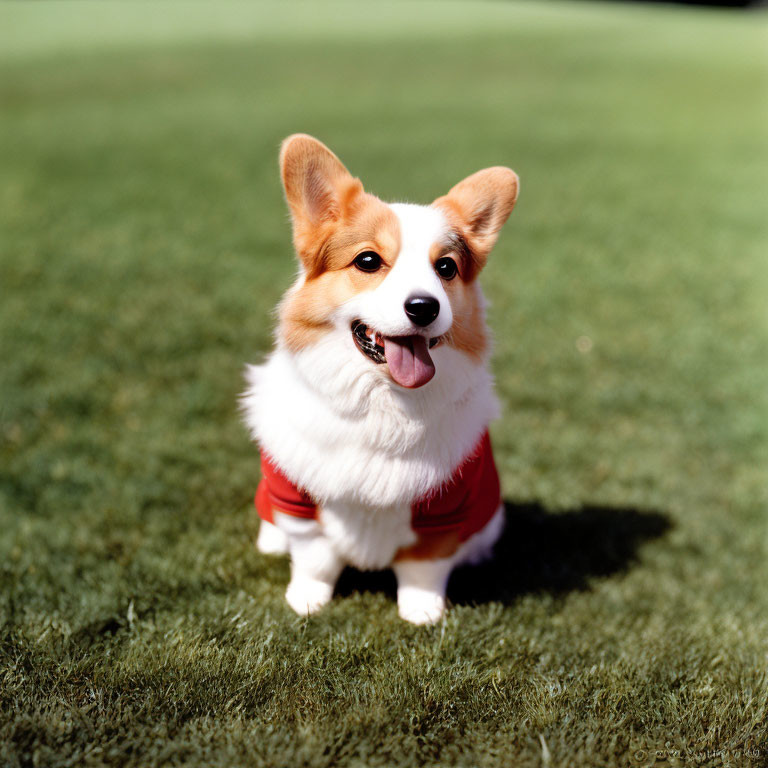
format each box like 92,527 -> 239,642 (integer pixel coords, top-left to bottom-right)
274,512 -> 344,616
256,520 -> 289,555
393,557 -> 455,625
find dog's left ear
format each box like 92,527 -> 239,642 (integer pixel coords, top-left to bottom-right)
433,167 -> 519,269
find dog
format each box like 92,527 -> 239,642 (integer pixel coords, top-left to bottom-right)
242,134 -> 518,624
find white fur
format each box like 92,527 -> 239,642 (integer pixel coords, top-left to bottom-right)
244,202 -> 502,624
255,519 -> 289,555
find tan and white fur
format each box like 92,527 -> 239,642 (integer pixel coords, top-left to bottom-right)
242,135 -> 518,624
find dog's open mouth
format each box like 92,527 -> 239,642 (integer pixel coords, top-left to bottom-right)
352,320 -> 441,389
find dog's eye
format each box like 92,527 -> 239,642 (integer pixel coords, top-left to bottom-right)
353,251 -> 382,273
435,256 -> 458,281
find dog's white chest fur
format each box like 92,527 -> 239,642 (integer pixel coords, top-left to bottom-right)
319,502 -> 415,570
242,334 -> 499,569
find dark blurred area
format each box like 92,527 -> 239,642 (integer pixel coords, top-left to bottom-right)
614,0 -> 764,6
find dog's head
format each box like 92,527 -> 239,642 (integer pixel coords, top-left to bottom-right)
277,134 -> 518,391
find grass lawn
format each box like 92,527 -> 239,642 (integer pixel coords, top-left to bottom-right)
1,1 -> 767,765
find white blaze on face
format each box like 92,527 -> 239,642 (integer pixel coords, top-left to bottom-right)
344,203 -> 454,340
338,203 -> 456,388
386,203 -> 454,336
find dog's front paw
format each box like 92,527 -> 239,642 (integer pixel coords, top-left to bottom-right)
285,577 -> 334,616
397,588 -> 446,625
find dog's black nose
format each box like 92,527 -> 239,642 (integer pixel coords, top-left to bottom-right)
404,295 -> 440,327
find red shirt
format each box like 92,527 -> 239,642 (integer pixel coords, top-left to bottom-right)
255,431 -> 500,543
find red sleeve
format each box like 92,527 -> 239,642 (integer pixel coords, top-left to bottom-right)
458,432 -> 501,541
411,431 -> 500,541
255,452 -> 317,523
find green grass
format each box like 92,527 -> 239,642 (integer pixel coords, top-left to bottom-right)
1,1 -> 767,765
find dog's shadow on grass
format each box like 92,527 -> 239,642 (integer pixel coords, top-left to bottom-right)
334,501 -> 671,606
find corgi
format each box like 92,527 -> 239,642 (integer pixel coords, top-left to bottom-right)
242,134 -> 518,624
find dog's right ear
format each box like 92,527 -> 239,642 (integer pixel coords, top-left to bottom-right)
280,134 -> 363,274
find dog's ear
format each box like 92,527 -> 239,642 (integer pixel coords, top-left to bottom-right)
280,135 -> 364,273
433,167 -> 519,271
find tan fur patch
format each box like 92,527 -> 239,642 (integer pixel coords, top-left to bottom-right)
444,282 -> 488,360
394,530 -> 461,561
428,166 -> 518,360
279,195 -> 401,352
429,238 -> 488,360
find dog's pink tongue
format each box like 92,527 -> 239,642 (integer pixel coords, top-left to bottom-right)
384,335 -> 435,388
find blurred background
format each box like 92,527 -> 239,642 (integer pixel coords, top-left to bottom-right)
1,2 -> 767,766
